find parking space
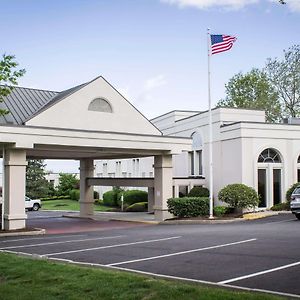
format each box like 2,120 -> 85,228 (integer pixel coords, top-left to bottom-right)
1,214 -> 300,298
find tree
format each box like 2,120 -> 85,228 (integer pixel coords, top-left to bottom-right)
265,45 -> 300,118
217,69 -> 282,122
0,54 -> 25,116
26,160 -> 52,199
56,173 -> 79,196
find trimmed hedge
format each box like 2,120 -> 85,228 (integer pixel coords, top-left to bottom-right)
218,183 -> 259,209
40,195 -> 70,201
126,202 -> 148,212
286,182 -> 300,202
167,197 -> 209,218
69,189 -> 80,201
118,190 -> 148,206
188,186 -> 209,198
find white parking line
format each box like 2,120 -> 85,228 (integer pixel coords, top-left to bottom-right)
218,261 -> 300,284
42,236 -> 182,257
0,235 -> 125,250
0,234 -> 87,244
107,238 -> 257,266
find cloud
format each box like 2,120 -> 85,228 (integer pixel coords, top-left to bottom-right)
144,74 -> 167,90
135,74 -> 167,103
160,0 -> 258,10
161,0 -> 300,12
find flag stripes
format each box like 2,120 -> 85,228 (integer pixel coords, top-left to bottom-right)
210,35 -> 237,55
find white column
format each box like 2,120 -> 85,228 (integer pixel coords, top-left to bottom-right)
147,187 -> 154,213
3,149 -> 27,230
154,155 -> 173,221
79,159 -> 94,217
174,185 -> 179,198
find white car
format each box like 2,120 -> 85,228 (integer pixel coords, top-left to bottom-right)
25,196 -> 41,211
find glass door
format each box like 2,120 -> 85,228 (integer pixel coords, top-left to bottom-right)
273,168 -> 281,205
258,168 -> 267,207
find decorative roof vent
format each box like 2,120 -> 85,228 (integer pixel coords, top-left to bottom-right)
88,98 -> 113,113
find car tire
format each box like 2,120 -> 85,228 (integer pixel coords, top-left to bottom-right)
32,203 -> 40,211
296,214 -> 300,220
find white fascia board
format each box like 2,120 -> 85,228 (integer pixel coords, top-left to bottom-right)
221,122 -> 300,141
0,125 -> 191,154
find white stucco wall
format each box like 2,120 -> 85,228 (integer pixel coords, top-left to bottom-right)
26,77 -> 161,136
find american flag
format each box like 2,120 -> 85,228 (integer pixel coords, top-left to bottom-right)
210,34 -> 237,55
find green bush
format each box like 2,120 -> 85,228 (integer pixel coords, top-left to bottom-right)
94,199 -> 103,206
213,206 -> 228,217
118,190 -> 148,206
188,186 -> 209,197
126,202 -> 148,212
286,182 -> 300,202
270,202 -> 290,211
69,189 -> 80,201
218,184 -> 259,209
103,190 -> 118,206
167,197 -> 209,218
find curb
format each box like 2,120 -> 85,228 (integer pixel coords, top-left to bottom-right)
161,218 -> 245,225
0,228 -> 45,237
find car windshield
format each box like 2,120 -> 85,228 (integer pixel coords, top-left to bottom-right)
293,187 -> 300,195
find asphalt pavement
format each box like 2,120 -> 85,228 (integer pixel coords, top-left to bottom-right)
2,212 -> 300,298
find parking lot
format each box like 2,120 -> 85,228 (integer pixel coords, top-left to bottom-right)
1,213 -> 300,298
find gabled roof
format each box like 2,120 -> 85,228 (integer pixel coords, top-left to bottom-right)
0,82 -> 88,125
0,86 -> 58,125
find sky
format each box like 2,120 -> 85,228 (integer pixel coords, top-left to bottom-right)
1,0 -> 299,173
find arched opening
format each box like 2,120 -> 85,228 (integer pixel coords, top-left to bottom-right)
189,132 -> 203,176
257,148 -> 283,208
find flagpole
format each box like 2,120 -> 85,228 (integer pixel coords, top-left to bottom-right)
207,28 -> 214,219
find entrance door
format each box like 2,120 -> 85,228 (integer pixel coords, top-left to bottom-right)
257,166 -> 282,208
257,148 -> 283,208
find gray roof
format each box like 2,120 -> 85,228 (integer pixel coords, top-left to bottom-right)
0,83 -> 87,125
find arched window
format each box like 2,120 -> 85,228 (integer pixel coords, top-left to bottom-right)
191,131 -> 202,149
88,98 -> 113,113
258,148 -> 281,163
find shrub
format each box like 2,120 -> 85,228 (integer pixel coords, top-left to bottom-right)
118,190 -> 148,206
167,197 -> 209,218
69,189 -> 80,201
94,191 -> 99,200
94,199 -> 103,205
213,206 -> 228,217
103,190 -> 118,206
126,202 -> 148,212
286,182 -> 300,202
188,186 -> 209,197
102,187 -> 124,207
270,202 -> 290,211
218,184 -> 259,209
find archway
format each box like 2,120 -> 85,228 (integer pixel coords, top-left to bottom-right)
257,148 -> 283,208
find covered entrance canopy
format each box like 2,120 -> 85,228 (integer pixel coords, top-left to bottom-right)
0,76 -> 191,230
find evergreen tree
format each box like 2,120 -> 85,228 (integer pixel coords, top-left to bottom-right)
26,160 -> 52,199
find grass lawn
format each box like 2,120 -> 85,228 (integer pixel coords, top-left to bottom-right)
41,199 -> 115,212
0,253 -> 283,300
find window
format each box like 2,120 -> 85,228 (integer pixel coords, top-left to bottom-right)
258,148 -> 281,163
88,98 -> 113,113
189,131 -> 203,176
